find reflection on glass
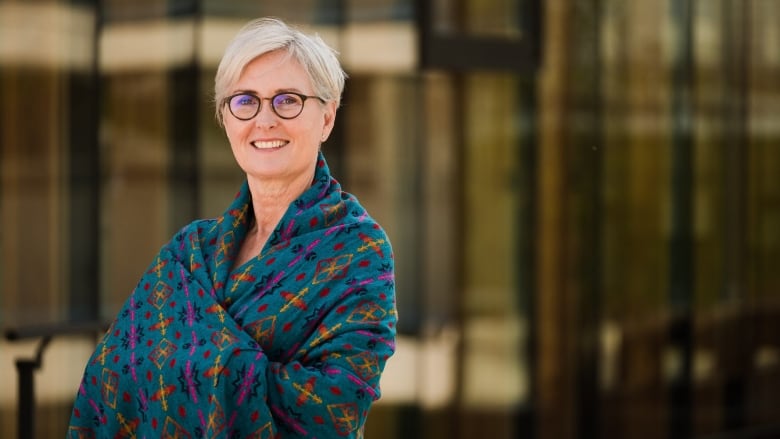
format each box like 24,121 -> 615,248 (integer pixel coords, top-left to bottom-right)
1,0 -> 779,438
462,73 -> 528,410
431,0 -> 524,38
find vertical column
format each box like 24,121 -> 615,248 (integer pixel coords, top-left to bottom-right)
669,0 -> 695,437
68,0 -> 102,321
167,0 -> 200,227
721,0 -> 751,432
536,0 -> 575,436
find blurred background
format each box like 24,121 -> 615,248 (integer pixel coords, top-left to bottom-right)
1,0 -> 779,438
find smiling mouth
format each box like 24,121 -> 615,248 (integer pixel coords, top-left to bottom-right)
251,140 -> 288,149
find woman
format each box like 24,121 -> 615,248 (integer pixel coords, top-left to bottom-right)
68,17 -> 396,438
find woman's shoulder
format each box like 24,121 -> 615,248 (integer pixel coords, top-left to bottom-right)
328,192 -> 392,252
176,217 -> 221,239
159,217 -> 222,255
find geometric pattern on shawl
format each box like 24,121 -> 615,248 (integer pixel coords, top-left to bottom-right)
67,152 -> 397,438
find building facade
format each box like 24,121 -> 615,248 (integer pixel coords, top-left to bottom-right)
1,1 -> 779,438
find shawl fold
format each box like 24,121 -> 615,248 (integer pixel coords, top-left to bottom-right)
68,153 -> 396,438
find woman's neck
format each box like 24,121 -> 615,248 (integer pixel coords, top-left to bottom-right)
247,168 -> 314,237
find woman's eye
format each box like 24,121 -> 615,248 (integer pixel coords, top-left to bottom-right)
276,95 -> 299,106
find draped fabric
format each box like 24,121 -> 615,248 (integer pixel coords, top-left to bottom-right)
68,153 -> 397,438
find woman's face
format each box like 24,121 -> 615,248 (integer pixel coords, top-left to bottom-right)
223,49 -> 336,186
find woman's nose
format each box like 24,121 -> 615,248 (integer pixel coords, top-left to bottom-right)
254,102 -> 278,127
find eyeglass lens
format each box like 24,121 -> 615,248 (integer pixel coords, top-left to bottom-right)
229,93 -> 305,120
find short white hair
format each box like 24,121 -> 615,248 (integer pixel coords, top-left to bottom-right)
214,17 -> 347,126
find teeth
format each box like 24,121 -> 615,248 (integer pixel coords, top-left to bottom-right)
251,140 -> 287,149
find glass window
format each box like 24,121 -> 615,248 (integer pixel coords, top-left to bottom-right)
431,0 -> 524,38
3,1 -> 779,439
99,72 -> 173,313
461,73 -> 528,411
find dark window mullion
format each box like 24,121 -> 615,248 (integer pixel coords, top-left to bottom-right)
416,0 -> 541,72
168,0 -> 201,230
68,0 -> 102,322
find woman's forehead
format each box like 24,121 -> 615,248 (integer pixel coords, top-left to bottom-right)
234,51 -> 311,91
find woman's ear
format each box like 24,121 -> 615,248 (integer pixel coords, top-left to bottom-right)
321,101 -> 338,142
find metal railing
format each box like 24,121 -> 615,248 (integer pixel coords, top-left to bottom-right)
3,321 -> 108,439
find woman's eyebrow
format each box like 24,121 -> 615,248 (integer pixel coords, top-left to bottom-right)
231,87 -> 306,96
270,87 -> 307,96
228,88 -> 256,96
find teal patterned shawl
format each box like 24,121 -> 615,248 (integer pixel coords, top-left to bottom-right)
68,153 -> 397,438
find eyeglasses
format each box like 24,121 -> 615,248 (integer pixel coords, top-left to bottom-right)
224,92 -> 325,121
